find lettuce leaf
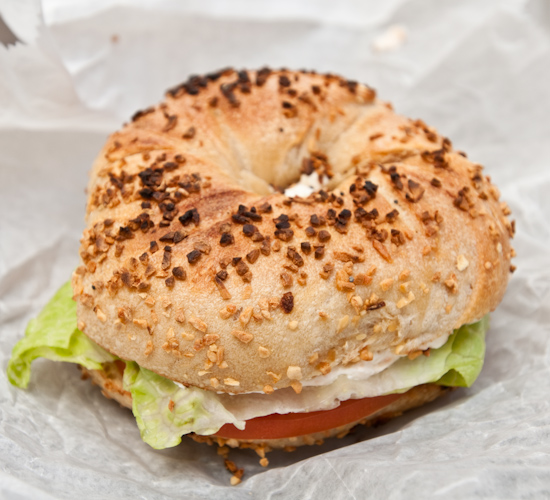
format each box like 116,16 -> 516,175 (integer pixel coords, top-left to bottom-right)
123,362 -> 244,449
7,281 -> 115,388
381,316 -> 488,393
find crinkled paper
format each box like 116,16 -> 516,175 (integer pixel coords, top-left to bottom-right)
0,0 -> 549,498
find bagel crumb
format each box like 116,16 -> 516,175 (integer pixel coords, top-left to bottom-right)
220,233 -> 234,246
231,330 -> 254,343
187,250 -> 201,264
283,262 -> 299,273
373,240 -> 392,262
286,365 -> 302,380
239,307 -> 253,327
267,371 -> 281,383
259,458 -> 269,467
95,308 -> 107,323
354,273 -> 371,286
203,334 -> 219,346
280,292 -> 294,313
309,353 -> 319,364
380,278 -> 394,291
182,126 -> 196,139
318,230 -> 331,242
246,249 -> 260,264
456,254 -> 469,271
258,346 -> 270,358
144,341 -> 153,356
189,317 -> 207,332
337,315 -> 349,333
263,385 -> 274,394
150,310 -> 159,325
175,309 -> 186,323
360,346 -> 373,361
396,292 -> 415,309
260,239 -> 271,256
317,362 -> 331,375
399,269 -> 410,281
290,381 -> 303,394
288,320 -> 298,330
444,275 -> 458,293
387,320 -> 399,335
320,263 -> 333,279
350,295 -> 363,312
132,318 -> 148,329
280,272 -> 293,288
399,282 -> 410,293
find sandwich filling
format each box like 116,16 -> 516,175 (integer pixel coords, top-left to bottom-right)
8,282 -> 488,449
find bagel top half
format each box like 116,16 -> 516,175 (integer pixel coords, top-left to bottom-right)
72,68 -> 514,395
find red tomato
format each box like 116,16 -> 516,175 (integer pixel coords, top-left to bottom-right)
214,392 -> 405,440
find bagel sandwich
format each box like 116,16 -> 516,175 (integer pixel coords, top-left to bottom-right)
8,68 -> 515,456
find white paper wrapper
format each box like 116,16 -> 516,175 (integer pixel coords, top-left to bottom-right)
1,0 -> 549,498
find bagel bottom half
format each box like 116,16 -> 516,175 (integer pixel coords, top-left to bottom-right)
81,361 -> 450,450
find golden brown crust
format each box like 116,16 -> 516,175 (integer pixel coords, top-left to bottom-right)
82,363 -> 448,449
72,68 -> 513,394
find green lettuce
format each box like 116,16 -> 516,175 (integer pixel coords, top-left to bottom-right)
7,281 -> 115,388
383,316 -> 488,393
123,362 -> 244,449
7,281 -> 489,449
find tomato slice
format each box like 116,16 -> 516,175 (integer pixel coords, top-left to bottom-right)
214,392 -> 405,440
